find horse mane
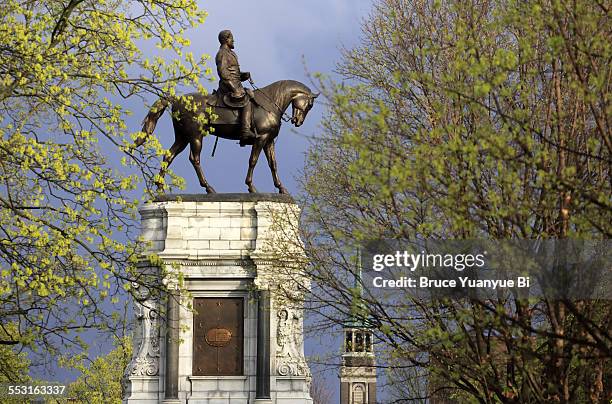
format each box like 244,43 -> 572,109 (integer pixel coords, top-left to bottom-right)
257,80 -> 312,107
255,80 -> 312,110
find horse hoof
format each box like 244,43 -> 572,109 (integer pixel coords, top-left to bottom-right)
206,186 -> 216,194
278,187 -> 288,194
248,186 -> 258,193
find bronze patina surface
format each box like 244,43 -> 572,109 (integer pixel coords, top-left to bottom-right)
215,30 -> 256,144
193,297 -> 243,376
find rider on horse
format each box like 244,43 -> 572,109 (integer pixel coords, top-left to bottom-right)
136,30 -> 319,193
215,30 -> 257,146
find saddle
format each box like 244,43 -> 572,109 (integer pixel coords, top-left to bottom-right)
223,93 -> 249,108
205,89 -> 273,130
202,90 -> 252,127
207,89 -> 254,109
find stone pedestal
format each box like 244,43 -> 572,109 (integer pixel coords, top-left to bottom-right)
123,194 -> 313,404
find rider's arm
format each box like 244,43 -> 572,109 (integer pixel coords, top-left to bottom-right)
216,51 -> 234,82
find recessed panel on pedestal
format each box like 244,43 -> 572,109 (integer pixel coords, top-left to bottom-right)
193,297 -> 243,375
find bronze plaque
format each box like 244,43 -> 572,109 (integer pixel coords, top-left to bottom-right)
193,297 -> 243,375
205,327 -> 232,347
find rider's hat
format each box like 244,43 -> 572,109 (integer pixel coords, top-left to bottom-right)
223,93 -> 249,108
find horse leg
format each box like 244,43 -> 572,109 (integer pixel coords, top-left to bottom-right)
189,136 -> 216,193
245,142 -> 264,193
263,140 -> 287,194
156,139 -> 188,190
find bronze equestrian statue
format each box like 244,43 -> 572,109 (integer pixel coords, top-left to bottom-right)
135,30 -> 319,194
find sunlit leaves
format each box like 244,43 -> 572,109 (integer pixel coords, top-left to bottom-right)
63,337 -> 132,403
0,0 -> 212,367
302,0 -> 610,401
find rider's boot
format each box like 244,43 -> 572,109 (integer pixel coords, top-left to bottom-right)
239,102 -> 257,147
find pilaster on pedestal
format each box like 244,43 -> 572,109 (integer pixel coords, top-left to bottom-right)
123,194 -> 313,404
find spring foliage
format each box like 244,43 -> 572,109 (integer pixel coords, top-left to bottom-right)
0,0 -> 211,363
63,337 -> 132,403
301,0 -> 610,402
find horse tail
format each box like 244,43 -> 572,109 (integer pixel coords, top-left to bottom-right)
134,98 -> 170,147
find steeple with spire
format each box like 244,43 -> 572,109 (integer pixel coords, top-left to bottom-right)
340,249 -> 377,404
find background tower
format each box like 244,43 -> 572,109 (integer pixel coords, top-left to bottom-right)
340,251 -> 376,404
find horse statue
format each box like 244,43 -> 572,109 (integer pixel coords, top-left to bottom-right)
135,80 -> 318,194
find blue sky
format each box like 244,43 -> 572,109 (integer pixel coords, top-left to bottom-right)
143,0 -> 373,195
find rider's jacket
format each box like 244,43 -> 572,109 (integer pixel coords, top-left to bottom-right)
216,44 -> 246,98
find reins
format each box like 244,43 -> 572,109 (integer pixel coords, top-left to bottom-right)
211,80 -> 293,157
248,78 -> 293,123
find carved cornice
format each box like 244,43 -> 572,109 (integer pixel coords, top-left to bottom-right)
152,193 -> 296,203
136,257 -> 256,267
162,259 -> 255,267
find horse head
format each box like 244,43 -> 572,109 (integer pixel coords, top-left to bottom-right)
291,91 -> 319,127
